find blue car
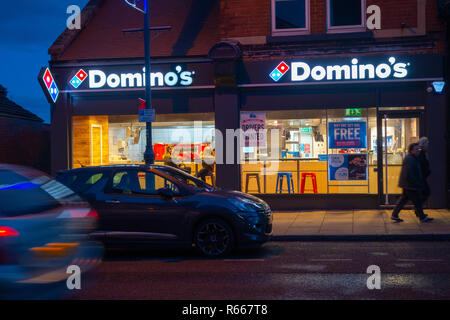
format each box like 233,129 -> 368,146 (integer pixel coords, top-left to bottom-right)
0,164 -> 101,297
56,165 -> 273,257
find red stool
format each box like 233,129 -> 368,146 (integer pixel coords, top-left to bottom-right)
300,173 -> 318,194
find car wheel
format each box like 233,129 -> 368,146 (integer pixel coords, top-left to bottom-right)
194,218 -> 235,257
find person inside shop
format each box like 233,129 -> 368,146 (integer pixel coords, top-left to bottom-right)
196,147 -> 215,185
417,137 -> 431,215
391,143 -> 433,223
163,145 -> 178,168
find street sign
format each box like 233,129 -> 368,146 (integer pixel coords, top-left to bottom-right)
139,109 -> 155,122
138,98 -> 155,122
124,0 -> 146,13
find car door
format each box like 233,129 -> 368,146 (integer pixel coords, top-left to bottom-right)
96,169 -> 187,243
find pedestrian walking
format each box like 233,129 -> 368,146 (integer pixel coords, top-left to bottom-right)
391,142 -> 433,222
417,137 -> 431,214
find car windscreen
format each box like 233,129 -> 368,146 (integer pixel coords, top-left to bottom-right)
157,167 -> 213,191
0,170 -> 76,217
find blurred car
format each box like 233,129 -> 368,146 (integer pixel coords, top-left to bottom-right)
56,165 -> 272,257
0,164 -> 102,297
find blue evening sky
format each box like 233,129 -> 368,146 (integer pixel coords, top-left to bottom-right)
0,0 -> 90,123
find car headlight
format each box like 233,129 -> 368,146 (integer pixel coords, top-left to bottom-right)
227,197 -> 260,213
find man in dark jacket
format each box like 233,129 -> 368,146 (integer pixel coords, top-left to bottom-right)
391,143 -> 433,222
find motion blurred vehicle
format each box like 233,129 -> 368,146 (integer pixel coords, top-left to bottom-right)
0,164 -> 102,298
56,165 -> 272,257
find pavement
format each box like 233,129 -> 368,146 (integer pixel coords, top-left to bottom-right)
271,209 -> 450,241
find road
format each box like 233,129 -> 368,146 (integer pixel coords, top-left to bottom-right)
66,241 -> 450,300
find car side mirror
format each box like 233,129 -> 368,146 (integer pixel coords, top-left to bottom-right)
157,187 -> 174,198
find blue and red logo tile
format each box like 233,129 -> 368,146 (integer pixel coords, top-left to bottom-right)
70,69 -> 88,88
269,61 -> 289,82
42,68 -> 59,103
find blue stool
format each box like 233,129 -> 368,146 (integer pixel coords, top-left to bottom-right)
276,172 -> 294,193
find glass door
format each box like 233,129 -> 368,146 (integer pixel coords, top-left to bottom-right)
377,110 -> 425,205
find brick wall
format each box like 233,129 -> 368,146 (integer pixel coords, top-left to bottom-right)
220,0 -> 443,38
0,118 -> 50,173
220,0 -> 271,38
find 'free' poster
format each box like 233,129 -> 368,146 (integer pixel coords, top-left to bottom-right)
328,122 -> 367,149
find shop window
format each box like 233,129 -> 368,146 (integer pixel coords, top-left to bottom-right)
72,113 -> 216,185
272,0 -> 310,35
327,108 -> 372,194
240,110 -> 328,194
240,109 -> 380,195
327,0 -> 365,33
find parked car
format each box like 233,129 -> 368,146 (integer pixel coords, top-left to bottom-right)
0,164 -> 102,298
56,165 -> 272,257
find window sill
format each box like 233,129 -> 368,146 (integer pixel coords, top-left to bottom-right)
267,31 -> 374,44
272,30 -> 311,37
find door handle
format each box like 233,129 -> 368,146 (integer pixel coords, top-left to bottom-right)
105,199 -> 120,204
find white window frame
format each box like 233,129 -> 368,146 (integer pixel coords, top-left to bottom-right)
327,0 -> 366,34
271,0 -> 310,36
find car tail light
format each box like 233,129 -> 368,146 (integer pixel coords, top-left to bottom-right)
69,208 -> 98,218
0,226 -> 19,237
85,208 -> 98,218
57,208 -> 98,219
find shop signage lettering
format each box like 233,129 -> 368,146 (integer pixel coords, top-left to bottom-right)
329,122 -> 367,149
80,66 -> 194,89
269,57 -> 410,83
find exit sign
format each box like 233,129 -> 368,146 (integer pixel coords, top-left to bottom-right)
345,108 -> 362,116
300,127 -> 312,133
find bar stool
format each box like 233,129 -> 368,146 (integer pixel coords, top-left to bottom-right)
300,172 -> 318,194
245,173 -> 261,193
276,172 -> 294,194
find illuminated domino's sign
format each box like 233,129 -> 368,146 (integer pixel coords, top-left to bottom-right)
269,57 -> 410,82
70,69 -> 88,88
42,68 -> 59,103
70,66 -> 195,89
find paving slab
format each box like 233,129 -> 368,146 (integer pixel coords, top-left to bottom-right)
270,209 -> 450,241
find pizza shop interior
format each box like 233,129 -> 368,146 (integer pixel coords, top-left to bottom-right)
240,107 -> 422,195
72,112 -> 216,185
71,106 -> 422,195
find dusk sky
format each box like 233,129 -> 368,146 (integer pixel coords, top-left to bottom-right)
0,0 -> 90,123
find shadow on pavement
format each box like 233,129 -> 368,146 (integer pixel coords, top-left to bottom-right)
102,243 -> 284,262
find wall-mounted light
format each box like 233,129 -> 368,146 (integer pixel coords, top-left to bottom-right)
432,81 -> 445,94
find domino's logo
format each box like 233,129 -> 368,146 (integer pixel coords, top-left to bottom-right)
70,69 -> 88,88
42,68 -> 59,103
269,61 -> 289,82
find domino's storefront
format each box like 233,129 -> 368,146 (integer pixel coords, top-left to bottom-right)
236,53 -> 448,209
42,51 -> 448,209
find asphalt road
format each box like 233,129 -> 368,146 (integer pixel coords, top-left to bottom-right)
67,241 -> 450,300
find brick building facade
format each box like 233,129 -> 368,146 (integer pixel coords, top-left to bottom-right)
44,0 -> 448,209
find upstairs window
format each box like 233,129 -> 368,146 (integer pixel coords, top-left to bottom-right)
272,0 -> 310,35
327,0 -> 365,33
